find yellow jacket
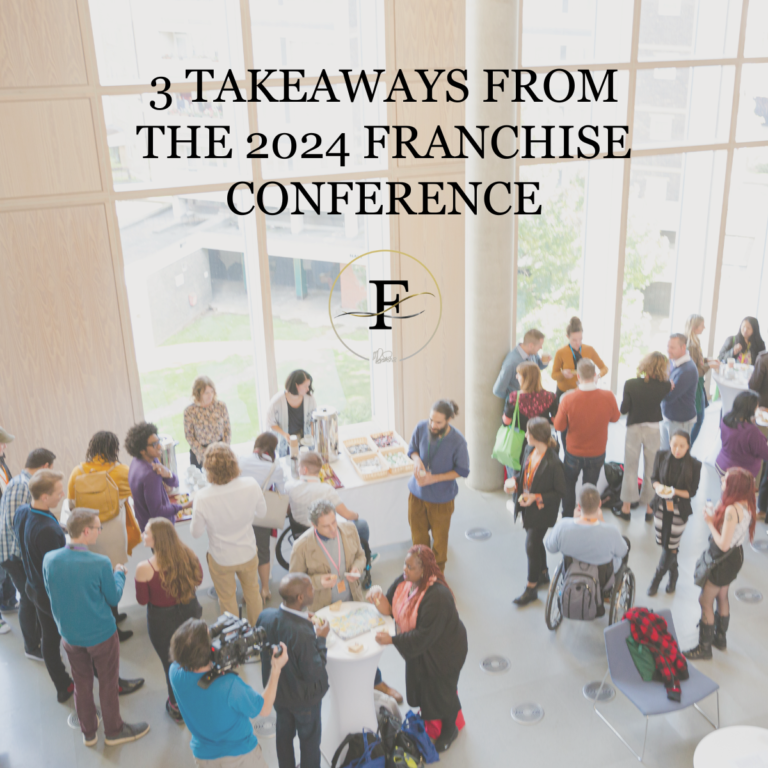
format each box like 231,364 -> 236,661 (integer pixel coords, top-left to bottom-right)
551,343 -> 608,393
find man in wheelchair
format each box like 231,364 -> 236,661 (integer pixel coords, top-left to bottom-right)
545,485 -> 629,617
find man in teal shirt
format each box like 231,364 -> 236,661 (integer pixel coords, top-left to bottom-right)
43,508 -> 148,748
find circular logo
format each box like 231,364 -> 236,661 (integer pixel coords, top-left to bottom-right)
328,250 -> 442,362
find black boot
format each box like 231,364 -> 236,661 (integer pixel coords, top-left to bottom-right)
647,569 -> 665,597
665,551 -> 679,594
684,622 -> 715,660
434,718 -> 459,752
713,612 -> 730,650
513,586 -> 539,606
538,569 -> 550,587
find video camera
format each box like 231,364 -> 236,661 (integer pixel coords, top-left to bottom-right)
198,612 -> 283,689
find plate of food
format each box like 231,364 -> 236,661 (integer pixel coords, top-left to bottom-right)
656,485 -> 675,499
756,410 -> 768,427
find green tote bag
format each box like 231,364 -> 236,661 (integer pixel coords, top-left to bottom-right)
492,395 -> 526,470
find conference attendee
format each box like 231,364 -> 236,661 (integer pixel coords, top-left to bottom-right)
0,430 -> 14,625
493,328 -> 552,402
257,574 -> 330,768
647,431 -> 702,596
748,353 -> 768,517
718,316 -> 765,365
0,426 -> 14,497
551,316 -> 609,404
618,351 -> 672,521
552,359 -> 620,519
505,417 -> 566,606
371,545 -> 468,753
191,443 -> 267,625
289,500 -> 402,703
267,369 -> 317,457
126,422 -> 192,531
407,400 -> 470,572
13,470 -> 73,701
240,431 -> 286,602
135,517 -> 203,724
0,448 -> 55,658
685,314 -> 712,445
43,509 -> 148,747
661,334 -> 698,451
684,468 -> 756,660
716,390 -> 768,479
183,375 -> 232,470
286,451 -> 372,563
545,485 -> 629,592
170,618 -> 288,768
500,361 -> 557,471
68,431 -> 137,642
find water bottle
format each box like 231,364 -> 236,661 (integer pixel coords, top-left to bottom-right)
705,498 -> 714,516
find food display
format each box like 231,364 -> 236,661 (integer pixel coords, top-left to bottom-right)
319,463 -> 343,489
372,433 -> 398,448
328,605 -> 386,640
358,458 -> 384,474
384,452 -> 410,468
348,443 -> 372,455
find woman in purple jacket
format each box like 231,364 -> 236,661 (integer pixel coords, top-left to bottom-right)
126,422 -> 192,531
716,391 -> 768,481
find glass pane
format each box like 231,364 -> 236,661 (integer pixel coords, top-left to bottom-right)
89,0 -> 243,85
633,65 -> 733,149
714,148 -> 768,358
521,0 -> 633,66
256,84 -> 387,179
264,198 -> 388,426
638,0 -> 742,61
736,64 -> 768,143
744,0 -> 768,57
103,91 -> 252,191
250,0 -> 385,76
520,70 -> 629,158
618,151 -> 726,394
118,192 -> 262,466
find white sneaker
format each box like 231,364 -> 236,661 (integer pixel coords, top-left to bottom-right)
0,619 -> 10,635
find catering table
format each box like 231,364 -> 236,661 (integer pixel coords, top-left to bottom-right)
712,366 -> 754,417
314,600 -> 396,758
693,725 -> 768,768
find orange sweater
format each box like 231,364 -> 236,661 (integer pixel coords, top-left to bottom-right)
552,388 -> 620,457
551,343 -> 609,393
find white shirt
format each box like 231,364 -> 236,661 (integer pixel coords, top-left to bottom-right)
280,603 -> 311,621
285,476 -> 341,526
191,476 -> 267,566
671,353 -> 692,367
239,453 -> 286,494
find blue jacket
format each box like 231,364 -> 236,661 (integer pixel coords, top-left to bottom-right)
661,359 -> 698,422
493,345 -> 547,401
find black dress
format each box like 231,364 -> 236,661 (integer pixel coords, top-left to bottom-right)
386,576 -> 468,720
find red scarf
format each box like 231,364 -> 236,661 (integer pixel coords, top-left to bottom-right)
392,577 -> 436,632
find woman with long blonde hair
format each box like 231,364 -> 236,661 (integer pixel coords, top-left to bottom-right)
135,517 -> 203,723
685,314 -> 712,445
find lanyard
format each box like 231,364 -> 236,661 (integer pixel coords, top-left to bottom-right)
425,435 -> 444,472
314,530 -> 342,575
30,507 -> 57,522
569,345 -> 581,368
524,451 -> 544,492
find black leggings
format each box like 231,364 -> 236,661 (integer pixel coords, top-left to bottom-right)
147,599 -> 203,704
525,527 -> 549,584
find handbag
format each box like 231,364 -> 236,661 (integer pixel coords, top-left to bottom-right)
492,395 -> 526,471
693,537 -> 736,588
257,461 -> 290,529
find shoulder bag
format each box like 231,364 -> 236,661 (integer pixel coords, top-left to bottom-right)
492,395 -> 526,471
257,461 -> 290,529
693,536 -> 737,588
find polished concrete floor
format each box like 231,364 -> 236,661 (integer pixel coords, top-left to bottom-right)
2,405 -> 767,768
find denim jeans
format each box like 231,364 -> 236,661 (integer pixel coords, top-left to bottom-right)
562,451 -> 606,518
275,702 -> 322,768
1,556 -> 41,653
660,418 -> 696,451
0,564 -> 15,606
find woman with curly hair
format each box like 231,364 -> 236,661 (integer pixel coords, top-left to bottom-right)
685,467 -> 756,660
183,376 -> 231,469
370,545 -> 468,753
135,518 -> 203,723
191,443 -> 267,625
617,352 -> 673,521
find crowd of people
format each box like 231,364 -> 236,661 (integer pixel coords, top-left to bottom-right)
0,315 -> 765,764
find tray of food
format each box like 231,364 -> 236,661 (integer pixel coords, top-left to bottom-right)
342,435 -> 377,461
379,445 -> 414,475
351,453 -> 389,481
319,463 -> 343,489
656,485 -> 675,499
370,431 -> 406,450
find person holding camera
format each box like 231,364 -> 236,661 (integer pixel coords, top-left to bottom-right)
170,618 -> 288,768
257,573 -> 330,768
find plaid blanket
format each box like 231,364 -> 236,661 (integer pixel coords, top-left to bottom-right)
624,607 -> 689,701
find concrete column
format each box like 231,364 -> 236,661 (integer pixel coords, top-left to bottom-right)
465,0 -> 519,491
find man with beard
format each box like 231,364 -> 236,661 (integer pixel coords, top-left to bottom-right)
407,400 -> 470,572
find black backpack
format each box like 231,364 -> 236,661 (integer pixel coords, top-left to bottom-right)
377,706 -> 402,756
331,730 -> 386,768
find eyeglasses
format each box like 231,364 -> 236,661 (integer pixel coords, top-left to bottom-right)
147,439 -> 160,448
89,525 -> 103,531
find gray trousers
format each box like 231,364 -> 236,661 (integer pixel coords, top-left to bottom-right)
660,417 -> 696,451
621,423 -> 660,506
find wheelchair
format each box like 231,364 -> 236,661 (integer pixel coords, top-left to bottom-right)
545,538 -> 635,631
276,507 -> 309,570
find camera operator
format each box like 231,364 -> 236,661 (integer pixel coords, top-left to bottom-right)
257,573 -> 330,768
169,618 -> 288,768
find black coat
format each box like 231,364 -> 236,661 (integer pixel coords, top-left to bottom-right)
513,446 -> 566,530
257,607 -> 329,711
650,450 -> 702,524
386,576 -> 468,720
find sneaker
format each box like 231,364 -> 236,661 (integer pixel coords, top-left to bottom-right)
118,677 -> 144,696
83,733 -> 98,747
166,698 -> 184,724
104,722 -> 150,746
0,619 -> 10,635
0,601 -> 18,612
57,681 -> 75,704
24,647 -> 43,662
370,552 -> 379,562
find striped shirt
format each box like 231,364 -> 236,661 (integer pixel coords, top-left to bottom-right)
0,470 -> 32,562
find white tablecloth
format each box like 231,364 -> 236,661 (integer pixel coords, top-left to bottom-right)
314,600 -> 396,757
693,725 -> 768,768
712,368 -> 754,416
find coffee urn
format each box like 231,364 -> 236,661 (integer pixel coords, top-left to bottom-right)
310,407 -> 339,463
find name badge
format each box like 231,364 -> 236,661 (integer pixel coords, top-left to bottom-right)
337,580 -> 346,593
